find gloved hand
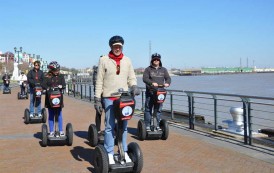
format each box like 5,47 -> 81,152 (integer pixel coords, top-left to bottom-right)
58,85 -> 63,89
94,97 -> 103,114
131,85 -> 140,96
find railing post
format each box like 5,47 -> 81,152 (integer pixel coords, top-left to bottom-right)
186,92 -> 194,130
170,92 -> 174,120
73,83 -> 76,97
243,101 -> 248,144
141,90 -> 145,111
247,101 -> 252,145
213,95 -> 217,131
85,84 -> 87,99
80,84 -> 83,99
89,85 -> 92,102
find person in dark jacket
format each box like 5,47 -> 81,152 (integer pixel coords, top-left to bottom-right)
143,53 -> 171,131
2,73 -> 10,91
27,61 -> 44,118
42,61 -> 66,137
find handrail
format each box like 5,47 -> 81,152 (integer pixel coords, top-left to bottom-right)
65,82 -> 274,146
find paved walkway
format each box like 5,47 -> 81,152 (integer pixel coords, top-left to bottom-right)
0,87 -> 274,173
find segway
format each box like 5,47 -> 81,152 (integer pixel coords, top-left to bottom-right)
18,81 -> 28,99
24,85 -> 47,124
94,89 -> 143,173
3,80 -> 11,94
137,86 -> 169,140
41,87 -> 73,147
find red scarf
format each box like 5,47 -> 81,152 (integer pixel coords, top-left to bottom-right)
109,51 -> 123,75
108,51 -> 123,65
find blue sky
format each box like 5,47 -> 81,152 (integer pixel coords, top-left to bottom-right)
1,0 -> 274,69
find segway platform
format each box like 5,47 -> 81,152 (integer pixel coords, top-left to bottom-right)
3,88 -> 11,94
41,123 -> 73,147
109,161 -> 134,172
24,108 -> 47,124
18,92 -> 28,99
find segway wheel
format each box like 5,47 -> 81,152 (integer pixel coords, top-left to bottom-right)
94,145 -> 109,173
66,123 -> 73,146
137,120 -> 146,141
24,109 -> 30,124
128,142 -> 144,173
17,92 -> 20,100
41,124 -> 48,147
88,124 -> 98,147
160,119 -> 169,140
42,108 -> 47,123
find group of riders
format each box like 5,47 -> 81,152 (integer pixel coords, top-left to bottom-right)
2,35 -> 171,171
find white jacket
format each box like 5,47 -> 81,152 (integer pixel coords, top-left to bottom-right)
95,55 -> 137,98
18,74 -> 27,85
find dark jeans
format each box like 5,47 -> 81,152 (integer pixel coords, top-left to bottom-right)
144,91 -> 163,127
20,85 -> 26,95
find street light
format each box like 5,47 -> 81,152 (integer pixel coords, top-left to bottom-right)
14,47 -> 23,63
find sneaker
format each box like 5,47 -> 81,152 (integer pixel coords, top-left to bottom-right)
108,154 -> 115,165
146,126 -> 151,131
156,126 -> 162,131
124,152 -> 132,163
30,114 -> 34,118
48,132 -> 54,137
38,113 -> 42,117
60,131 -> 65,137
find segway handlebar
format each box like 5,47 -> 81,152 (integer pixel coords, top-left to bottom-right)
110,88 -> 133,97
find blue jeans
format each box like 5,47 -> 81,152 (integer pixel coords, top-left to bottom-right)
103,98 -> 128,154
3,83 -> 9,90
144,91 -> 163,127
29,88 -> 42,114
48,108 -> 63,132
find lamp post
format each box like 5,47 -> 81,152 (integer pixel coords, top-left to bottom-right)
14,47 -> 22,63
13,46 -> 22,80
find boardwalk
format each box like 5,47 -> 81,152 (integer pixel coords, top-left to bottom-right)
0,87 -> 274,173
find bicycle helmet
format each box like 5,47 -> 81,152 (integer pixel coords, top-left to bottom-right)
109,35 -> 124,47
48,61 -> 60,71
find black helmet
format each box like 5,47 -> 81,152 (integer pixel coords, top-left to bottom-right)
109,35 -> 124,47
48,61 -> 60,71
151,53 -> 161,60
150,53 -> 162,67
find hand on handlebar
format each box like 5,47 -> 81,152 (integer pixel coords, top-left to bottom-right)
94,97 -> 103,114
58,85 -> 62,89
130,85 -> 140,96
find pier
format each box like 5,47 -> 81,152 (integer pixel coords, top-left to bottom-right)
0,86 -> 274,173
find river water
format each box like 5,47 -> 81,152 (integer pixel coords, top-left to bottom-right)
137,72 -> 274,97
136,73 -> 274,131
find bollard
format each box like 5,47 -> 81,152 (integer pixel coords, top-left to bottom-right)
230,107 -> 244,132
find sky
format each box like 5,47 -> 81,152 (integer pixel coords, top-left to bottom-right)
1,0 -> 274,69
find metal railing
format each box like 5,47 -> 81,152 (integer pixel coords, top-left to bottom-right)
65,82 -> 274,146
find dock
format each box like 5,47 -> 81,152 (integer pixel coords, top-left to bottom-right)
0,87 -> 274,173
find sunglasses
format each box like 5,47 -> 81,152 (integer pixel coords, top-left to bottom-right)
34,64 -> 40,66
153,59 -> 160,61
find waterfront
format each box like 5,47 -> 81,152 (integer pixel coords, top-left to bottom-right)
137,72 -> 274,97
137,73 -> 274,131
68,73 -> 274,133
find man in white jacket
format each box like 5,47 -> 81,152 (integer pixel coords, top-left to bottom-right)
18,72 -> 28,95
94,35 -> 140,165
